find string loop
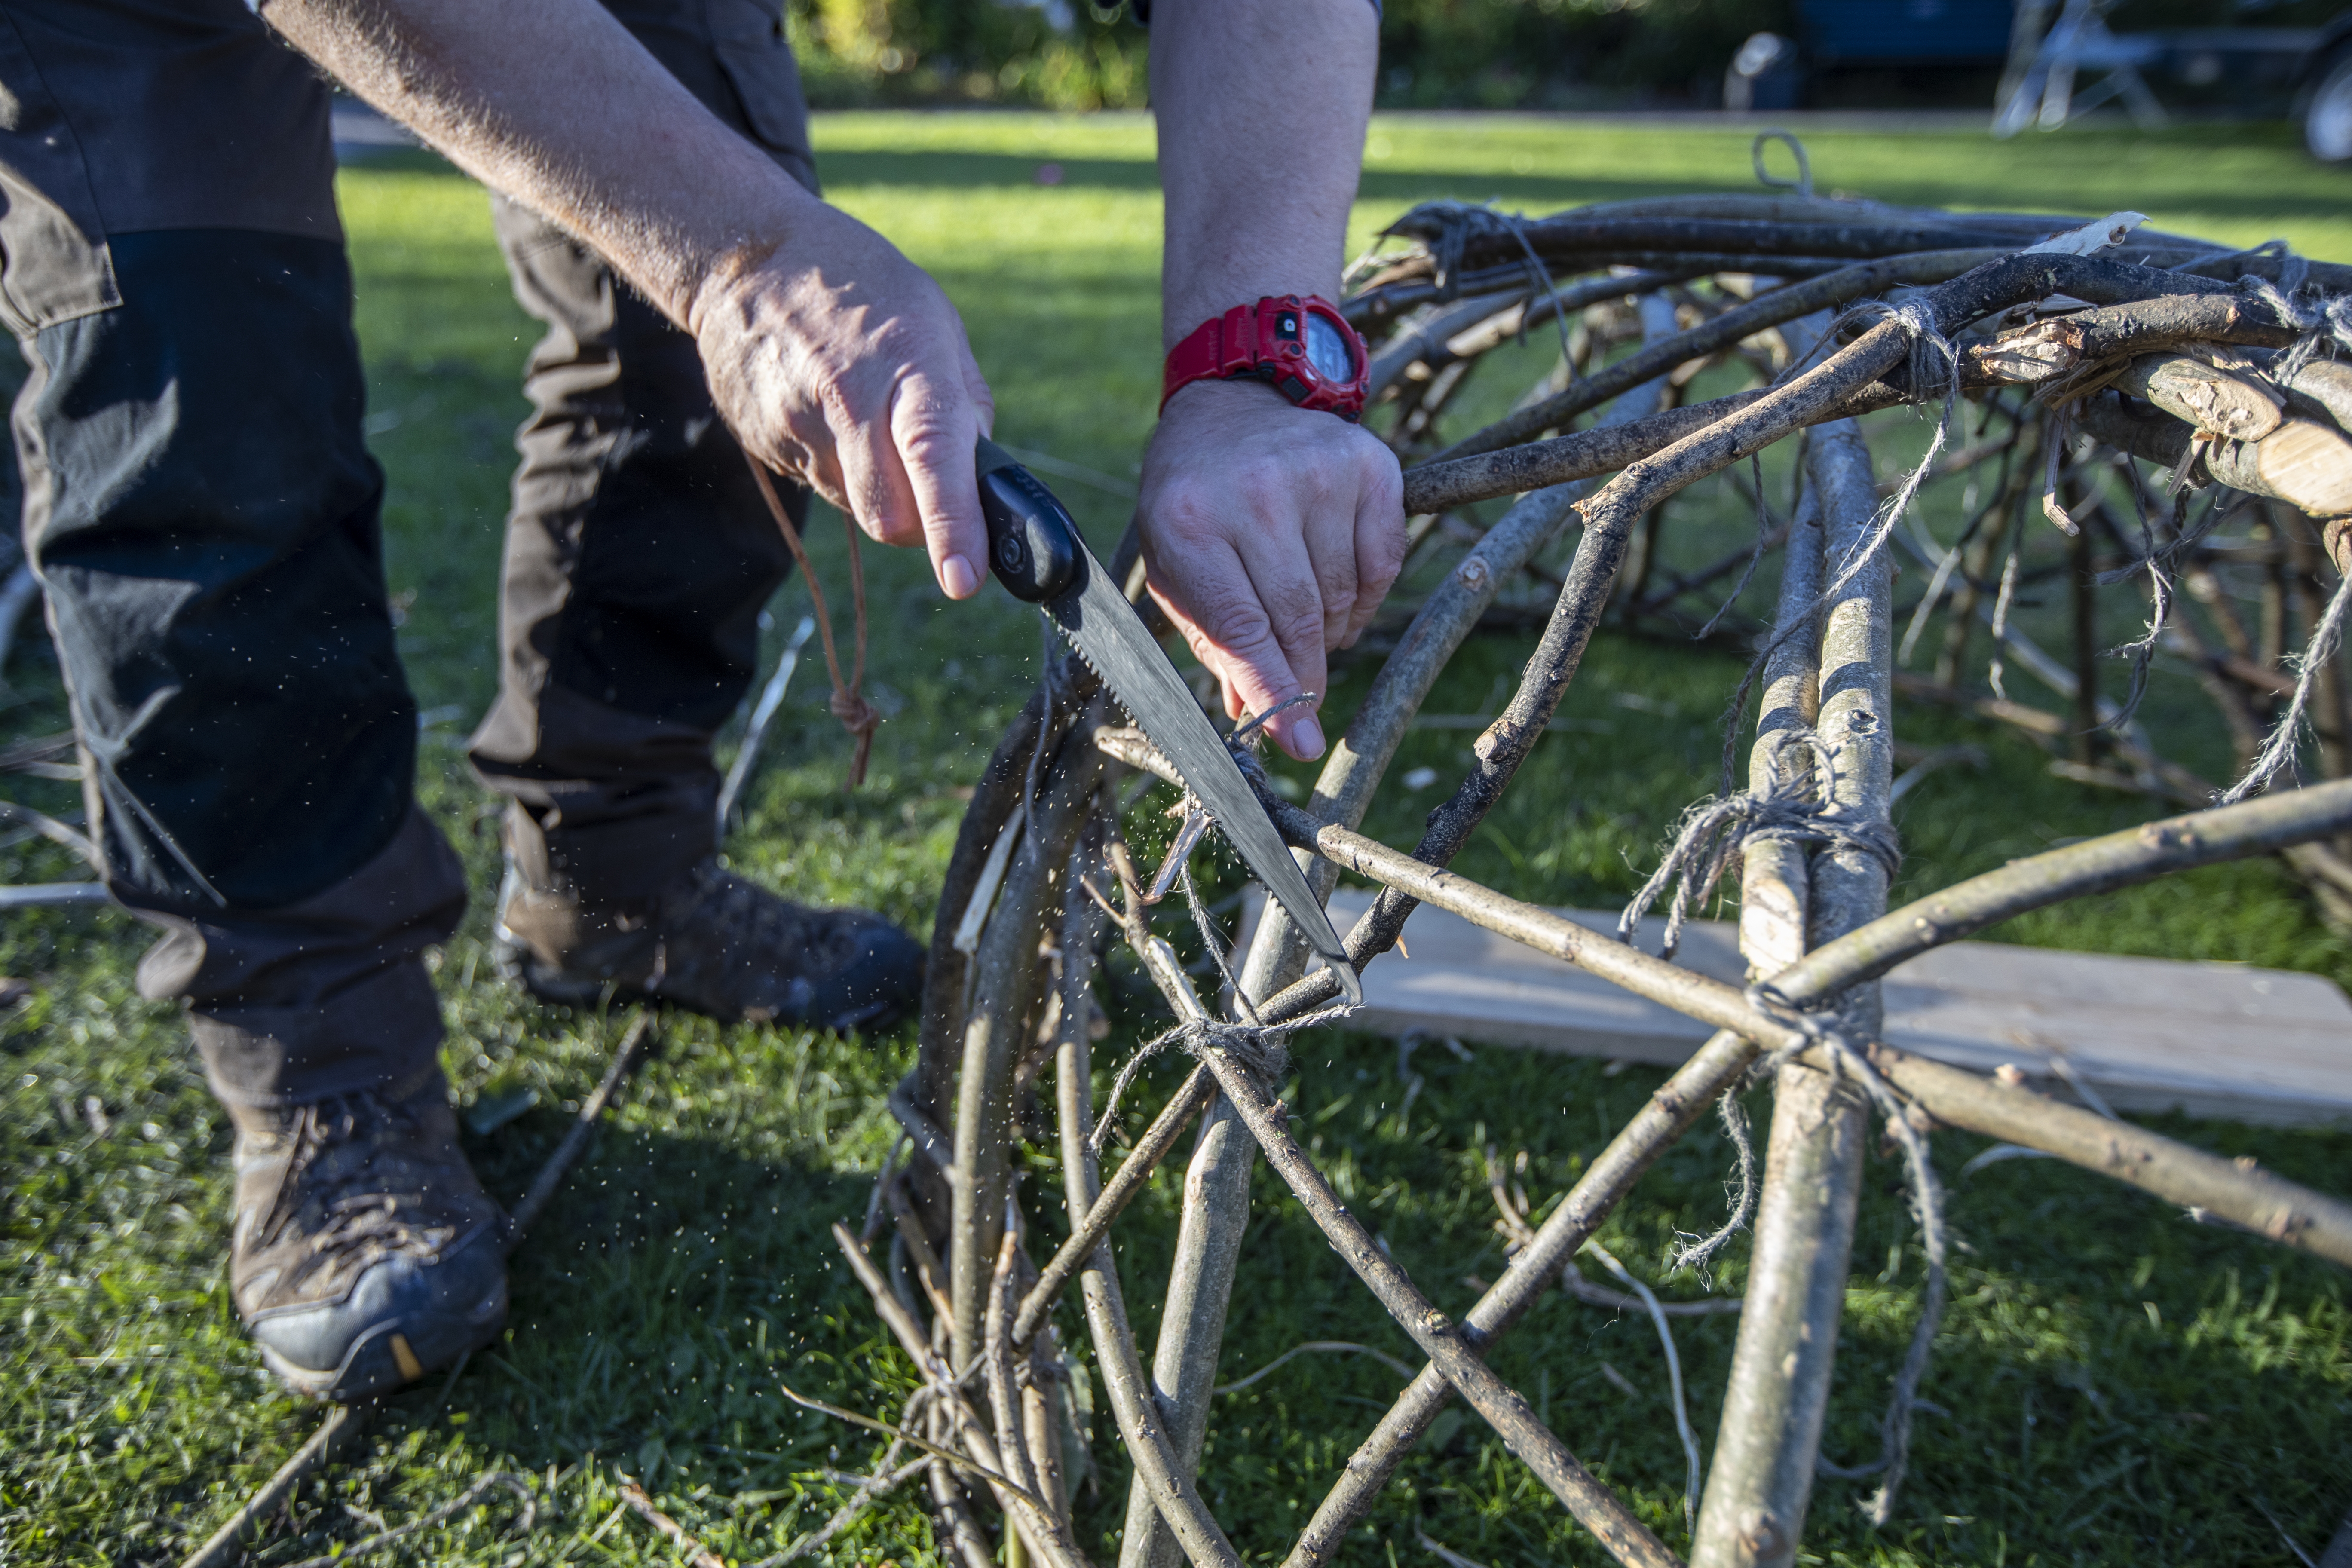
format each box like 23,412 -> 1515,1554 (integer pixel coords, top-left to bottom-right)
748,459 -> 880,788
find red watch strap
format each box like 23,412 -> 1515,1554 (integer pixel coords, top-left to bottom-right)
1160,302 -> 1265,410
1161,295 -> 1368,418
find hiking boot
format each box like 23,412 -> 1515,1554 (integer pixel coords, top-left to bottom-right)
495,857 -> 925,1031
228,1074 -> 508,1401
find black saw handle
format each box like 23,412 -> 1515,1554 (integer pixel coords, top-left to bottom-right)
977,435 -> 1085,603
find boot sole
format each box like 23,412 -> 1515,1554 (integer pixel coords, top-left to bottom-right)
257,1276 -> 510,1403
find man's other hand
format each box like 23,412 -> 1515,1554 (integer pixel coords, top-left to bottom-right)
1139,379 -> 1405,762
689,202 -> 996,600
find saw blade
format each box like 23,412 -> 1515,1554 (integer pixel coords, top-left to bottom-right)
1046,543 -> 1361,1007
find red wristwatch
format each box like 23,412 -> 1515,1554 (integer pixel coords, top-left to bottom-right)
1161,294 -> 1369,420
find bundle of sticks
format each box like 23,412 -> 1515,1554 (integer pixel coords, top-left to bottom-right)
859,191 -> 2352,1568
1367,197 -> 2352,880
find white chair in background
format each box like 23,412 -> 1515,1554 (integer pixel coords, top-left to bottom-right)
1994,0 -> 2169,136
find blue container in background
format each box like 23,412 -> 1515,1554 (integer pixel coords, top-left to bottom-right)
1798,0 -> 2017,64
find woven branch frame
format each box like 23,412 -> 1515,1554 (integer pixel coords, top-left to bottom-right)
871,193 -> 2352,1568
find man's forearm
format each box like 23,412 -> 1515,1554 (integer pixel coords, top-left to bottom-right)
266,0 -> 998,598
262,0 -> 815,330
1150,0 -> 1379,345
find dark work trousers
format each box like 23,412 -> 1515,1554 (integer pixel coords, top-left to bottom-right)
466,0 -> 817,901
0,0 -> 818,1107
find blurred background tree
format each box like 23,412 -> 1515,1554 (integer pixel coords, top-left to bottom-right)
1375,0 -> 1792,109
784,0 -> 2349,113
788,0 -> 1151,108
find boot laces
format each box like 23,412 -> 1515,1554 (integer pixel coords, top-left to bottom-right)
255,1092 -> 449,1264
670,864 -> 827,961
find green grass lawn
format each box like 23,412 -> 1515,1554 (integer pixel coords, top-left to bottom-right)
7,113 -> 2352,1567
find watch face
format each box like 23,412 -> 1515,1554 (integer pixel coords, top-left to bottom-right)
1302,311 -> 1356,386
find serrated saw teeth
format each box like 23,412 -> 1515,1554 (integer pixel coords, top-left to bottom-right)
1053,623 -> 1156,744
1030,537 -> 1362,1007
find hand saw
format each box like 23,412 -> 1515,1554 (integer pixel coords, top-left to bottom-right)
974,436 -> 1361,1006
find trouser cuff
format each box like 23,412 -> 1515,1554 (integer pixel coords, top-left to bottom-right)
474,683 -> 722,904
122,805 -> 466,1109
501,791 -> 717,904
191,961 -> 447,1108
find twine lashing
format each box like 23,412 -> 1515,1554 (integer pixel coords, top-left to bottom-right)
1743,982 -> 1950,1527
748,459 -> 881,788
1623,729 -> 1902,961
1377,199 -> 1576,364
1088,1017 -> 1310,1158
2242,270 -> 2352,384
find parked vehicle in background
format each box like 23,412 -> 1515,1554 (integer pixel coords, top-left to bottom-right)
1724,0 -> 2018,109
1799,0 -> 2017,71
1724,30 -> 1804,111
2302,9 -> 2352,157
1731,0 -> 2351,158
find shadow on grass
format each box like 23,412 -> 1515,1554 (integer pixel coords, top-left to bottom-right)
176,1113 -> 934,1566
464,1116 -> 878,1476
1052,1030 -> 2352,1563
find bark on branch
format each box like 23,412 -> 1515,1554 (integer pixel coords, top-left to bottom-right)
1267,779 -> 2352,1561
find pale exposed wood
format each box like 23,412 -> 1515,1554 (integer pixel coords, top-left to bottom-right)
1965,289 -> 2310,387
2206,419 -> 2352,520
1738,487 -> 1824,976
2112,353 -> 2282,440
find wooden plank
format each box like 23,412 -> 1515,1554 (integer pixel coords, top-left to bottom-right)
1246,889 -> 2352,1126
